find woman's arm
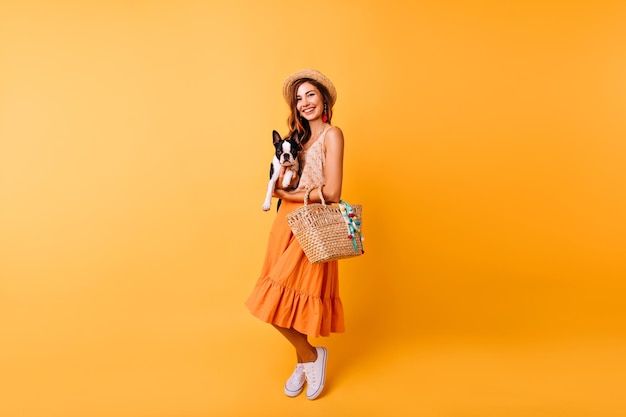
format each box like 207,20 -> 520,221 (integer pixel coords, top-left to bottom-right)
274,126 -> 344,204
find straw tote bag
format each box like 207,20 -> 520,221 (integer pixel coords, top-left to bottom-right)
286,187 -> 364,264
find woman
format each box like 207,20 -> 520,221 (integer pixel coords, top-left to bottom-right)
245,69 -> 345,400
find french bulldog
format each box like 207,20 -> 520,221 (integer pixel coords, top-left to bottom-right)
262,130 -> 301,211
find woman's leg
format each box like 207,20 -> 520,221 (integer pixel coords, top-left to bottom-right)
273,325 -> 318,363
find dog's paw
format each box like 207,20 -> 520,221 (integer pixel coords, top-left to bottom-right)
281,171 -> 298,190
262,203 -> 271,211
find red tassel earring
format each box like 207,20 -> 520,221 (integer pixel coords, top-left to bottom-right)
322,103 -> 329,123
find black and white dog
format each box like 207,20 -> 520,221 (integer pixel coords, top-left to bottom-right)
262,130 -> 301,211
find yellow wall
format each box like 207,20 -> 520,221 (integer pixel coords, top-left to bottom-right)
1,1 -> 625,416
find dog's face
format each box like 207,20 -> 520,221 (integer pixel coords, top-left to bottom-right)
273,130 -> 300,167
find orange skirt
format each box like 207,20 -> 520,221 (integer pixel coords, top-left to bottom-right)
245,200 -> 345,337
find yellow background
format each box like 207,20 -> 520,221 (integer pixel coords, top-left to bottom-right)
1,1 -> 625,416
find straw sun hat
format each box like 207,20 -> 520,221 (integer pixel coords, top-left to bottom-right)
282,68 -> 337,107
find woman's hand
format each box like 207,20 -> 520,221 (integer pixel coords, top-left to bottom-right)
273,188 -> 290,200
275,170 -> 300,191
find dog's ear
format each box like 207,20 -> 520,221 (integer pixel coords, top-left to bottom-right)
272,130 -> 282,145
291,130 -> 303,144
291,137 -> 302,151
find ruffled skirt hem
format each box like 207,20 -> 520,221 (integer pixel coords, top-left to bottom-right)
246,275 -> 344,338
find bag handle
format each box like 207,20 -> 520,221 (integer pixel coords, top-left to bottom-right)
304,186 -> 326,206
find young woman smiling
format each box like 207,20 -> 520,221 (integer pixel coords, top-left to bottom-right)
246,69 -> 345,400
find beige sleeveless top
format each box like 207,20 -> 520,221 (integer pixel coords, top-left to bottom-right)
298,126 -> 332,191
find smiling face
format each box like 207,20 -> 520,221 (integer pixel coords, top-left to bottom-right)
296,82 -> 324,122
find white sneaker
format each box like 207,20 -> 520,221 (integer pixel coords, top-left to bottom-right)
284,363 -> 305,397
302,347 -> 327,400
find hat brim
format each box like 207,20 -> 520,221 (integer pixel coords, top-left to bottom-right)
282,69 -> 337,107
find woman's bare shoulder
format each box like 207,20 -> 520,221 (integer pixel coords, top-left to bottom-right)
325,126 -> 344,142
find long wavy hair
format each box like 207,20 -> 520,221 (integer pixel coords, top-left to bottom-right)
285,78 -> 334,146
